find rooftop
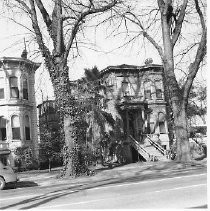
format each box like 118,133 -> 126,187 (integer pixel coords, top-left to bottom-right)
100,63 -> 163,75
0,56 -> 41,70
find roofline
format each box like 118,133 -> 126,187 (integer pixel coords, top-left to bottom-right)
0,56 -> 41,70
100,64 -> 163,75
37,99 -> 56,108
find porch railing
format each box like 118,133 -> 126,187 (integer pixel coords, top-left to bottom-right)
129,135 -> 151,161
145,134 -> 166,155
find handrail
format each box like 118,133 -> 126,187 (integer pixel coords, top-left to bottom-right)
129,135 -> 150,157
146,134 -> 166,155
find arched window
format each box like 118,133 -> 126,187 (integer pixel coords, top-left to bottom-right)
0,117 -> 6,141
23,78 -> 28,100
158,112 -> 166,134
25,115 -> 30,140
11,115 -> 20,139
10,77 -> 19,98
0,77 -> 5,99
144,81 -> 151,100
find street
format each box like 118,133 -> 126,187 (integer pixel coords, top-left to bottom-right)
0,167 -> 207,209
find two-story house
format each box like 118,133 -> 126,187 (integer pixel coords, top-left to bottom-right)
36,61 -> 170,164
0,52 -> 40,166
100,62 -> 170,162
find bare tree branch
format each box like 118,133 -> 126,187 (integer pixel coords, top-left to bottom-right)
183,0 -> 206,102
13,0 -> 31,14
28,0 -> 52,65
64,0 -> 118,62
34,0 -> 55,46
171,0 -> 188,47
123,11 -> 164,59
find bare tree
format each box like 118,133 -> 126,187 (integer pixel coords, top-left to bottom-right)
4,0 -> 120,176
116,0 -> 206,162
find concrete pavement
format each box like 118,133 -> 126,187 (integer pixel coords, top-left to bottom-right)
0,159 -> 207,209
1,167 -> 207,209
17,159 -> 207,188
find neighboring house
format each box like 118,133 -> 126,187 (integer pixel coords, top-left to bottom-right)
37,100 -> 59,131
100,62 -> 170,162
0,53 -> 40,166
36,61 -> 170,163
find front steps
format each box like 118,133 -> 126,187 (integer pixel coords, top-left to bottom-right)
129,135 -> 169,162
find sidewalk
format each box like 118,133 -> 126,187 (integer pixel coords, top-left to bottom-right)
17,159 -> 207,188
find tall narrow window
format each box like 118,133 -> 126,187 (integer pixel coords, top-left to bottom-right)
23,78 -> 28,100
144,81 -> 151,100
122,81 -> 130,96
11,115 -> 20,139
25,115 -> 30,140
0,117 -> 6,141
155,80 -> 163,99
158,113 -> 166,134
0,77 -> 5,99
149,122 -> 155,134
10,77 -> 19,98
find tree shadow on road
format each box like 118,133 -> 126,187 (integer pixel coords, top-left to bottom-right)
17,181 -> 38,188
1,175 -> 156,209
4,181 -> 38,190
189,204 -> 207,209
0,161 -> 207,210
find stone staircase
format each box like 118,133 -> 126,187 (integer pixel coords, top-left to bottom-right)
129,135 -> 169,161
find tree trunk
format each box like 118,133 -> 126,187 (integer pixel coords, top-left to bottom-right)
51,61 -> 79,177
162,60 -> 191,163
159,4 -> 191,163
62,116 -> 77,177
172,102 -> 191,162
48,158 -> 51,172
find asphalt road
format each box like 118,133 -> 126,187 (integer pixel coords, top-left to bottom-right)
0,167 -> 207,209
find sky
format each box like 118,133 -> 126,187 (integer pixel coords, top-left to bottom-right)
0,1 -> 206,105
0,6 -> 160,105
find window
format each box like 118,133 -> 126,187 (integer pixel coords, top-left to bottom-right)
0,77 -> 5,99
10,77 -> 19,98
156,89 -> 163,99
25,115 -> 30,140
159,122 -> 166,133
144,81 -> 151,100
149,122 -> 155,134
158,113 -> 166,134
155,80 -> 163,99
106,75 -> 116,87
0,157 -> 7,165
0,117 -> 6,141
23,78 -> 28,100
122,81 -> 130,96
11,115 -> 20,139
144,90 -> 151,100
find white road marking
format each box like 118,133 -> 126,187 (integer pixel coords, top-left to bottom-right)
0,194 -> 39,201
153,183 -> 206,193
87,173 -> 206,191
40,183 -> 207,209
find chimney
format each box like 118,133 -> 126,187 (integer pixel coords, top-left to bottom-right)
145,58 -> 153,65
21,38 -> 28,59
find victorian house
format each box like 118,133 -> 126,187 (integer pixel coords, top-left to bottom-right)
0,52 -> 40,166
36,60 -> 170,164
100,61 -> 170,162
